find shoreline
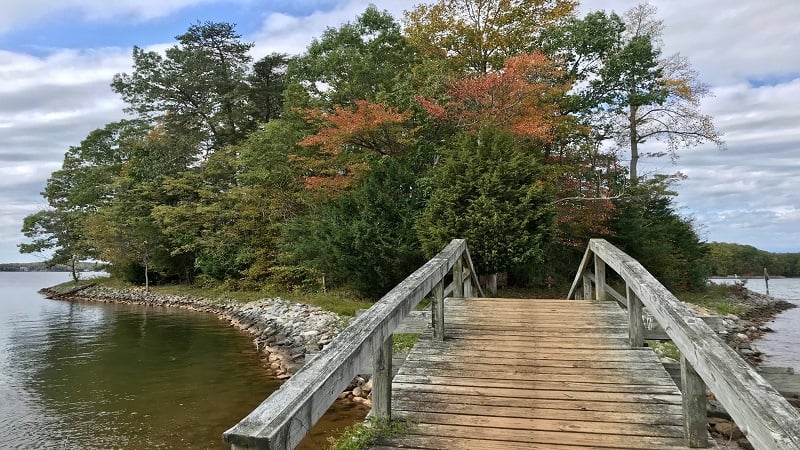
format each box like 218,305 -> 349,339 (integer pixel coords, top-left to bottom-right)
40,284 -> 344,379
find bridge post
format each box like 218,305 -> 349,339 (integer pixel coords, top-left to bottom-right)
681,355 -> 710,448
594,255 -> 606,301
432,280 -> 445,340
626,286 -> 645,347
454,257 -> 464,298
582,274 -> 592,300
372,335 -> 393,420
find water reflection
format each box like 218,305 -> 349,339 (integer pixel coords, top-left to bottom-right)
0,273 -> 369,449
0,275 -> 278,449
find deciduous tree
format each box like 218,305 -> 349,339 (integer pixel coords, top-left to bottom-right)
404,0 -> 577,74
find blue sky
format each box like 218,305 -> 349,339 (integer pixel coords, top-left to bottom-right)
1,0 -> 799,263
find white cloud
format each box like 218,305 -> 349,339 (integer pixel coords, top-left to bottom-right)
250,0 -> 407,58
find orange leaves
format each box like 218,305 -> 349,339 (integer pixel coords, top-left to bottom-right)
299,100 -> 413,156
296,100 -> 414,194
419,52 -> 569,141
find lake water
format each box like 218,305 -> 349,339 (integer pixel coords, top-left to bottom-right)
0,272 -> 367,449
712,277 -> 800,371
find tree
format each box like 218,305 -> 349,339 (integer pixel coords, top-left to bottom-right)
608,177 -> 708,291
418,52 -> 568,141
597,4 -> 724,181
416,128 -> 553,278
19,210 -> 89,281
112,22 -> 254,154
249,53 -> 290,123
284,157 -> 427,298
18,120 -> 150,279
284,6 -> 416,109
404,0 -> 577,75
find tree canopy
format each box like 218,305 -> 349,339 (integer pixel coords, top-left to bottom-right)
21,3 -> 720,297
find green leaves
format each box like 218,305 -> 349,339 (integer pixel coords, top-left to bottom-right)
417,128 -> 553,274
112,22 -> 254,152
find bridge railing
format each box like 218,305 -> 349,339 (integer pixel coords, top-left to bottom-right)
568,239 -> 800,449
223,238 -> 482,449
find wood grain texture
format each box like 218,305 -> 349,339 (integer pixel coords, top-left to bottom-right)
580,239 -> 800,450
372,298 -> 703,449
223,239 -> 468,449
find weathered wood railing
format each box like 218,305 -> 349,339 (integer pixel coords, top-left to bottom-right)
568,239 -> 800,449
223,238 -> 482,449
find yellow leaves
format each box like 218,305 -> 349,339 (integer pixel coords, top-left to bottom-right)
404,0 -> 578,74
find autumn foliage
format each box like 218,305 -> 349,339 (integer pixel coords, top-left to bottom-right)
418,53 -> 569,141
299,100 -> 414,156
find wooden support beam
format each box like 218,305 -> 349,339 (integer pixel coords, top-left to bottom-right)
627,285 -> 645,347
594,255 -> 607,302
681,355 -> 709,448
372,335 -> 393,420
454,257 -> 464,298
582,274 -> 592,301
433,280 -> 445,341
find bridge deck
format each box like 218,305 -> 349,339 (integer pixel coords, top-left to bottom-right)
373,298 -> 698,450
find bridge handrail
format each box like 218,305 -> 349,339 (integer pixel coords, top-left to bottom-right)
223,238 -> 481,449
569,238 -> 800,449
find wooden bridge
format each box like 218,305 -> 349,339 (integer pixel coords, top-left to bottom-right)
223,239 -> 800,450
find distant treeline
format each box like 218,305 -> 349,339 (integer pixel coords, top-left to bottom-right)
0,262 -> 104,273
707,243 -> 800,277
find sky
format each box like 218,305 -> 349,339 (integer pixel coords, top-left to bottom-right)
0,0 -> 798,263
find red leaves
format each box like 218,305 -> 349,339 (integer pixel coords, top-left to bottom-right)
419,52 -> 569,141
296,100 -> 413,194
299,100 -> 413,156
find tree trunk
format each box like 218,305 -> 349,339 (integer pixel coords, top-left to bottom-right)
629,104 -> 639,183
144,260 -> 150,291
70,256 -> 79,282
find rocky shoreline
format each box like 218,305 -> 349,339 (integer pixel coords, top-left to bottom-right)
718,289 -> 796,364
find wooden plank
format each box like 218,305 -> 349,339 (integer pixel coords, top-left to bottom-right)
680,355 -> 709,447
408,347 -> 665,362
376,435 -> 635,450
391,399 -> 684,425
392,374 -> 681,395
391,382 -> 683,405
372,335 -> 392,419
391,391 -> 685,415
404,353 -> 672,370
396,366 -> 680,386
393,411 -> 684,438
385,423 -> 690,449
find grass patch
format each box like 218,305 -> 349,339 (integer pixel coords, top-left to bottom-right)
83,276 -> 374,317
493,284 -> 570,299
647,340 -> 681,361
327,416 -> 414,450
678,283 -> 747,316
392,334 -> 419,352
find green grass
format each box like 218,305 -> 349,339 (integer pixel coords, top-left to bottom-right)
490,284 -> 570,299
647,340 -> 681,361
327,416 -> 414,450
392,334 -> 419,352
677,283 -> 747,316
57,276 -> 374,317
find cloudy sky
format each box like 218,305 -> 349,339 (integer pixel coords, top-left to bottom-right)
1,0 -> 798,263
